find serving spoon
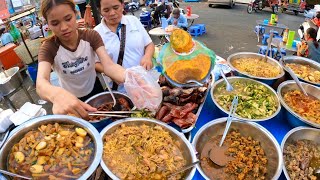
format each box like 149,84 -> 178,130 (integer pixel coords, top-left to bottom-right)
208,95 -> 238,167
0,169 -> 31,180
277,45 -> 308,96
105,81 -> 122,111
185,79 -> 204,86
220,68 -> 233,91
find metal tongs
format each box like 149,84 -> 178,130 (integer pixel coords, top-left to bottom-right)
277,44 -> 308,96
88,111 -> 141,118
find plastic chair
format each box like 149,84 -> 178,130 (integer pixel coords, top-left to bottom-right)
258,46 -> 276,57
254,25 -> 265,35
195,24 -> 206,34
140,12 -> 152,29
270,30 -> 279,36
262,34 -> 270,45
188,25 -> 201,37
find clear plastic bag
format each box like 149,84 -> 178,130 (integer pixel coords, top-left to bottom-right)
124,66 -> 162,111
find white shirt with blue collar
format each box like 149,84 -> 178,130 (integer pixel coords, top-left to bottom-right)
94,15 -> 153,92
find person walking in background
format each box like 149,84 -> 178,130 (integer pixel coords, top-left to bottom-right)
297,28 -> 320,63
167,8 -> 188,30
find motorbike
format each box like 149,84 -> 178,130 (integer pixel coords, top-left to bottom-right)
247,0 -> 264,13
124,0 -> 140,15
247,0 -> 279,14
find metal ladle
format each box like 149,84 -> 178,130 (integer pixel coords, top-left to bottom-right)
104,81 -> 122,111
264,32 -> 274,62
0,169 -> 31,179
208,95 -> 238,167
277,45 -> 308,96
167,160 -> 200,177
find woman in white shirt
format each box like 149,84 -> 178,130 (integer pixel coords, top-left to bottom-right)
94,0 -> 155,91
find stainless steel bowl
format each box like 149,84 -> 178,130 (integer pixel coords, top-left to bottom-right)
0,115 -> 103,180
277,80 -> 320,128
100,118 -> 197,180
192,117 -> 283,180
281,127 -> 320,180
211,76 -> 281,121
227,52 -> 285,85
283,56 -> 320,87
0,67 -> 22,96
85,92 -> 134,129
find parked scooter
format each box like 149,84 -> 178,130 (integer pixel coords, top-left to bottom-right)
247,0 -> 279,14
124,0 -> 140,15
247,0 -> 264,13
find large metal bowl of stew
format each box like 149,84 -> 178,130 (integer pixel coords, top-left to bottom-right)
277,80 -> 320,128
0,115 -> 102,180
192,117 -> 283,180
211,76 -> 281,121
227,52 -> 285,86
281,127 -> 320,180
85,91 -> 134,129
283,56 -> 320,87
100,118 -> 197,180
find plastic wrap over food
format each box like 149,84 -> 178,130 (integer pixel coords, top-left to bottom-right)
158,40 -> 216,84
124,66 -> 162,111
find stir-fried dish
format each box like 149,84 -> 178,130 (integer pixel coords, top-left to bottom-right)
214,81 -> 278,119
88,97 -> 131,121
200,130 -> 268,180
286,63 -> 320,83
231,57 -> 281,78
8,123 -> 94,179
284,90 -> 320,124
283,139 -> 320,180
103,124 -> 186,180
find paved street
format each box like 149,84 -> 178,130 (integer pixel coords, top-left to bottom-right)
0,2 -> 306,113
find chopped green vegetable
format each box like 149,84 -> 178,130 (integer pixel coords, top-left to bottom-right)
214,81 -> 278,119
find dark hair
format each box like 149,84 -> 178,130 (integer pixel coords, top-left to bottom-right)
96,0 -> 124,9
317,12 -> 320,19
306,28 -> 319,48
41,0 -> 76,21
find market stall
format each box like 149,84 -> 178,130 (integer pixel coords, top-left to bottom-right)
0,26 -> 319,180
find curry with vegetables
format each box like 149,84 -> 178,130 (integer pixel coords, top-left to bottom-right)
284,90 -> 320,124
8,123 -> 94,179
286,63 -> 320,83
103,124 -> 186,180
214,81 -> 278,119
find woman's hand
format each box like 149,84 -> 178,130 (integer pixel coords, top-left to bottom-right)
140,56 -> 153,70
51,89 -> 97,119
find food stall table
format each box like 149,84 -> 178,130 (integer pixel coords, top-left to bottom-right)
186,14 -> 200,28
149,27 -> 171,45
256,20 -> 288,31
271,37 -> 298,55
190,84 -> 291,180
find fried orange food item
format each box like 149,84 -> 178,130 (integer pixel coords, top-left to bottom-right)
170,29 -> 194,53
284,90 -> 320,124
166,54 -> 211,83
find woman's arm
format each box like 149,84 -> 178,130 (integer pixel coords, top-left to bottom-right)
36,61 -> 96,118
140,42 -> 155,70
95,62 -> 104,73
96,46 -> 126,83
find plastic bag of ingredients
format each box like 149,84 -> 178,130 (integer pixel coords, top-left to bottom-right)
124,66 -> 162,111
